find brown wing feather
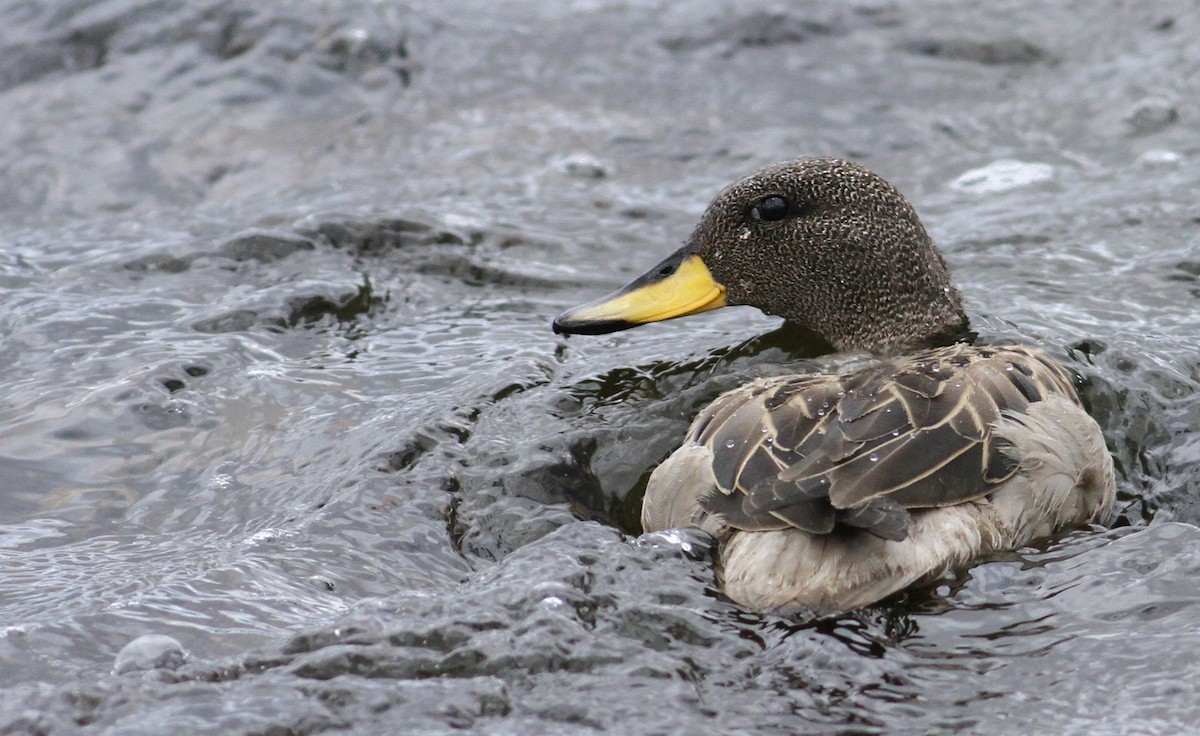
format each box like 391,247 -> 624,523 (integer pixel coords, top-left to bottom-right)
693,344 -> 1081,540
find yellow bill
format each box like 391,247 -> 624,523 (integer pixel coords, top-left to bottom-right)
553,250 -> 727,335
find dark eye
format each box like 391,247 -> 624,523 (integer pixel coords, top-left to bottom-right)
749,195 -> 791,222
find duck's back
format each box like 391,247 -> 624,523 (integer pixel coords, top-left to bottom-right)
642,344 -> 1115,613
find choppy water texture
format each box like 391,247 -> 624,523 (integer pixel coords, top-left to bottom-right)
0,0 -> 1197,733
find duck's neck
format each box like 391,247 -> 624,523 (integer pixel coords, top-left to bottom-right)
805,269 -> 970,355
819,318 -> 970,355
813,227 -> 970,354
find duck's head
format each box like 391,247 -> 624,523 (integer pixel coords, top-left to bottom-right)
553,157 -> 968,353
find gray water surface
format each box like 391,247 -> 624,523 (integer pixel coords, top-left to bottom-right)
0,1 -> 1198,733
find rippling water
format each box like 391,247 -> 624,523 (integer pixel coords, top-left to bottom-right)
1,0 -> 1198,733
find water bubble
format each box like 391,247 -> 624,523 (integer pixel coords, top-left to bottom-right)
868,453 -> 879,462
540,595 -> 569,613
1005,363 -> 1015,371
725,439 -> 736,449
113,634 -> 187,675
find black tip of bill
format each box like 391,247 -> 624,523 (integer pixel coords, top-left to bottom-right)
552,310 -> 637,335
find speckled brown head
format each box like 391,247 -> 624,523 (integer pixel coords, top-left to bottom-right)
553,158 -> 968,353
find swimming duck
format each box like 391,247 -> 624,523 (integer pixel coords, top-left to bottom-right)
553,158 -> 1115,614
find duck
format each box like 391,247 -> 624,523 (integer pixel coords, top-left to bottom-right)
552,157 -> 1115,614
